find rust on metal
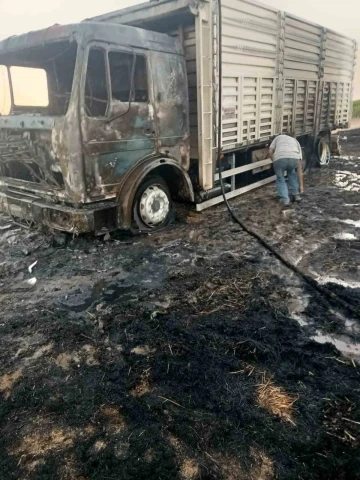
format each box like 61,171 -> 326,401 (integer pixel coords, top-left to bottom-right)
0,22 -> 193,233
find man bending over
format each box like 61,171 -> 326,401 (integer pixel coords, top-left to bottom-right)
268,134 -> 304,206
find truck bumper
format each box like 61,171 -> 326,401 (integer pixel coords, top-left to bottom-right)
0,190 -> 118,234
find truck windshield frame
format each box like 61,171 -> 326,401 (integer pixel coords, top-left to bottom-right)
0,40 -> 79,117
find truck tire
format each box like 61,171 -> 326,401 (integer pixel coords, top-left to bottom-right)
301,146 -> 318,172
301,148 -> 311,172
132,175 -> 175,232
317,137 -> 331,166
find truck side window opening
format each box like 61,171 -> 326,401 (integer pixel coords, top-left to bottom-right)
47,43 -> 78,115
10,66 -> 49,108
0,42 -> 77,116
85,48 -> 109,117
108,52 -> 148,103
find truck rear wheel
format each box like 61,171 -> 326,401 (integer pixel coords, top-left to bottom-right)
318,138 -> 331,166
132,175 -> 175,232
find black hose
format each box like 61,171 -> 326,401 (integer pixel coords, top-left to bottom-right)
216,0 -> 359,319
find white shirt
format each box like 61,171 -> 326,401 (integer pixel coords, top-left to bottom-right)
270,135 -> 302,162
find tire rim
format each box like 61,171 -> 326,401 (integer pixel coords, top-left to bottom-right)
319,140 -> 331,166
139,185 -> 170,227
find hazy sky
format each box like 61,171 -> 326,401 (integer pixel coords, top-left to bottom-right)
0,0 -> 359,98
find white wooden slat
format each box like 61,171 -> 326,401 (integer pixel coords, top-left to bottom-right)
196,176 -> 276,212
214,159 -> 272,180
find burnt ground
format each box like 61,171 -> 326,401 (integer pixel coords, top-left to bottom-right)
0,130 -> 359,480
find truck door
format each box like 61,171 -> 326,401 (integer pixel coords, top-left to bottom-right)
81,44 -> 157,198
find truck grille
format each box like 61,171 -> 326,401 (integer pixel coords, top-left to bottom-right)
0,130 -> 64,187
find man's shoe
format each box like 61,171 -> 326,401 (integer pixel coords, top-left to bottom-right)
294,195 -> 301,203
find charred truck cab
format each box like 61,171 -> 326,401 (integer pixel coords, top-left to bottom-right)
0,23 -> 193,233
0,0 -> 357,234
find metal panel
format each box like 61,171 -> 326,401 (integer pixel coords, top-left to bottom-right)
214,158 -> 272,180
196,175 -> 276,211
222,76 -> 276,149
221,0 -> 278,149
183,25 -> 199,159
324,31 -> 357,83
167,25 -> 198,159
281,79 -> 318,134
196,0 -> 214,190
284,14 -> 322,80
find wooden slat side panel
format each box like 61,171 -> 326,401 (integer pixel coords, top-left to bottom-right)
318,81 -> 351,129
222,76 -> 275,148
284,15 -> 321,80
221,0 -> 278,79
324,31 -> 357,83
282,79 -> 318,134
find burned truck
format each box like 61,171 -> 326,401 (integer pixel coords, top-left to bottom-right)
0,0 -> 357,233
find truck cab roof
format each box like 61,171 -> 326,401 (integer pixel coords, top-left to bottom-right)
0,21 -> 183,60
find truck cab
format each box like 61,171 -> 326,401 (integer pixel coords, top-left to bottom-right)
0,23 -> 193,233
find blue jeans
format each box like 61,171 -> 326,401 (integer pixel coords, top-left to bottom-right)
273,158 -> 299,203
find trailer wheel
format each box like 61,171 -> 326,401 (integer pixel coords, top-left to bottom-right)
317,138 -> 331,166
132,175 -> 175,232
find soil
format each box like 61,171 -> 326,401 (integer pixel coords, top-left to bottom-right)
0,131 -> 359,480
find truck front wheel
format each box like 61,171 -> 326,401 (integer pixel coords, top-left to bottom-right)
132,175 -> 175,232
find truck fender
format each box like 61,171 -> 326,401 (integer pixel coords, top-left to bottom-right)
116,156 -> 194,229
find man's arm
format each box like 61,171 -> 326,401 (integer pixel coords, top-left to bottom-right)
297,159 -> 304,193
296,140 -> 304,193
268,138 -> 277,160
297,140 -> 303,161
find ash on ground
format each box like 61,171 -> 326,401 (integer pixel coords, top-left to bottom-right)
0,130 -> 359,480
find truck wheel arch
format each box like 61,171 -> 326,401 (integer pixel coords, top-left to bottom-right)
116,157 -> 194,229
